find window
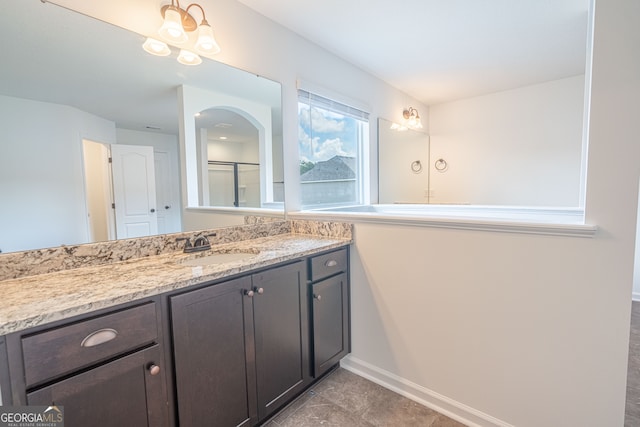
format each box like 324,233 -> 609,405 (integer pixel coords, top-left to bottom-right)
298,90 -> 369,208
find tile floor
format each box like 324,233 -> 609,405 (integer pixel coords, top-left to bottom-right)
626,301 -> 640,426
263,300 -> 640,427
263,367 -> 466,427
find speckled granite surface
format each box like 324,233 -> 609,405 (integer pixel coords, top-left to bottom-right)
291,220 -> 353,239
0,220 -> 353,335
0,221 -> 293,281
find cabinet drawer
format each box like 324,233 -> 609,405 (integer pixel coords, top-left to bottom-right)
309,248 -> 347,282
22,302 -> 158,388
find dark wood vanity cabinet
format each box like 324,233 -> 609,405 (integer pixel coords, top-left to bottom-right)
308,248 -> 350,378
252,262 -> 309,419
2,300 -> 169,427
28,344 -> 167,427
0,246 -> 350,427
170,261 -> 309,426
170,276 -> 256,427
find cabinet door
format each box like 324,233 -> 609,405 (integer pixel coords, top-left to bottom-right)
252,261 -> 309,420
312,272 -> 350,377
27,345 -> 167,427
171,277 -> 257,427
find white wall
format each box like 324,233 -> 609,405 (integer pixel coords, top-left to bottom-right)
207,140 -> 259,163
0,95 -> 116,252
429,75 -> 585,206
35,0 -> 640,425
635,194 -> 640,300
182,209 -> 245,231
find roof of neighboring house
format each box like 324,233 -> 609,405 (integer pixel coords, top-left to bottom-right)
301,155 -> 355,181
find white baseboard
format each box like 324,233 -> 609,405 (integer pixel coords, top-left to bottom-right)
633,292 -> 640,302
340,355 -> 513,427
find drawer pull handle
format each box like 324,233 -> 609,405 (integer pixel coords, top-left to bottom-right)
81,328 -> 118,348
324,259 -> 338,267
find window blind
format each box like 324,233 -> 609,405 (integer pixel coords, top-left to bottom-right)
298,89 -> 370,121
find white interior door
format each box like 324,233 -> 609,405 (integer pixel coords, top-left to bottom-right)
154,149 -> 181,234
110,144 -> 158,239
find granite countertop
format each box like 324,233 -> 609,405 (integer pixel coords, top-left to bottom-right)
0,234 -> 351,335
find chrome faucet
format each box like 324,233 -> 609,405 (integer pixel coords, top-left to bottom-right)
176,233 -> 217,253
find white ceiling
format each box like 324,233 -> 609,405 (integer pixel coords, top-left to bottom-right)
238,0 -> 590,105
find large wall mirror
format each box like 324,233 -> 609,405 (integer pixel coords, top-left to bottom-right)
378,119 -> 431,204
378,8 -> 590,207
0,0 -> 283,254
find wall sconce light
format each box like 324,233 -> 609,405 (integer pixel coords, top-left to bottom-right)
402,107 -> 423,130
143,0 -> 221,65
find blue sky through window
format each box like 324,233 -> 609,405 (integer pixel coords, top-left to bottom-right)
298,103 -> 359,164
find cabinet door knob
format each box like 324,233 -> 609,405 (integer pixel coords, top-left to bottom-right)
313,294 -> 322,301
255,287 -> 264,295
245,289 -> 255,297
148,364 -> 161,376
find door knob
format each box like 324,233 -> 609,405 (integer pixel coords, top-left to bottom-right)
313,294 -> 322,301
150,208 -> 156,213
164,205 -> 171,209
254,287 -> 264,295
245,289 -> 255,297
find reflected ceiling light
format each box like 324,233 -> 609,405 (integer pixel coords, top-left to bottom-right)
159,1 -> 221,52
194,17 -> 221,55
389,122 -> 408,131
159,3 -> 188,44
402,107 -> 423,129
142,37 -> 171,56
177,49 -> 202,65
145,1 -> 221,65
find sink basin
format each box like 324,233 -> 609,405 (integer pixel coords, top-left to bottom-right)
179,251 -> 259,267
